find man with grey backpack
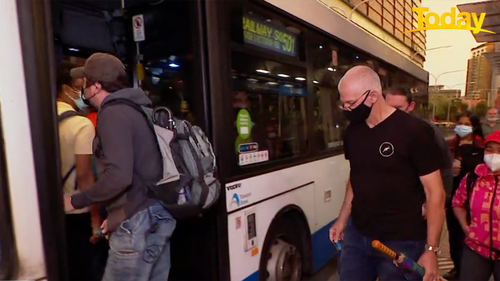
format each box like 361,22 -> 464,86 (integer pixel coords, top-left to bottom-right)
63,53 -> 220,281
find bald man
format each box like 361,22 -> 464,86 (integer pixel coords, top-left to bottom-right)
329,66 -> 445,281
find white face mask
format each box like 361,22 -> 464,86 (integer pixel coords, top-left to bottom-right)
484,153 -> 500,172
487,117 -> 499,122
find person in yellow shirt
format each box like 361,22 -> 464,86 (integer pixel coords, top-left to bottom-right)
56,64 -> 100,281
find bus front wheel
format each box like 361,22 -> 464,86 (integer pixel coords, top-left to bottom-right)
259,215 -> 305,281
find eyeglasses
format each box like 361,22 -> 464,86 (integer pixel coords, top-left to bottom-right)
337,90 -> 371,111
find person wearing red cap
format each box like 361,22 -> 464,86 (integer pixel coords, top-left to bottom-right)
452,129 -> 500,280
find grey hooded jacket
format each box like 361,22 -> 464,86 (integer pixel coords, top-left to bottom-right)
71,88 -> 162,231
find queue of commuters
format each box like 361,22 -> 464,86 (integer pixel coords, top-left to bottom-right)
58,53 -> 500,281
331,65 -> 500,281
57,53 -> 175,281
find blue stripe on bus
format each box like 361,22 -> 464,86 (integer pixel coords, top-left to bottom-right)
242,271 -> 258,281
241,218 -> 339,281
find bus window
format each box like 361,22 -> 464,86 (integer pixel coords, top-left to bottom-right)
137,1 -> 201,126
231,52 -> 308,166
309,40 -> 349,151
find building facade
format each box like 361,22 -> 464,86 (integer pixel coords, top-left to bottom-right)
465,43 -> 494,100
429,85 -> 461,100
317,0 -> 426,67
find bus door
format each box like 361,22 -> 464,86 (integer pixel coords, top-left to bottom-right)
51,0 -> 220,280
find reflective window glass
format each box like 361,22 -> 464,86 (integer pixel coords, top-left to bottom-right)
231,52 -> 308,166
309,41 -> 351,151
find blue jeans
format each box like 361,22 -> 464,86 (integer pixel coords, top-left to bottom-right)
339,219 -> 426,281
102,202 -> 176,281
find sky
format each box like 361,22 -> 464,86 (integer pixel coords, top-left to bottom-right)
422,0 -> 485,94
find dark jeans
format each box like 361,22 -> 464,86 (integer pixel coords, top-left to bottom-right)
446,198 -> 464,272
65,212 -> 93,281
339,219 -> 426,281
459,245 -> 500,281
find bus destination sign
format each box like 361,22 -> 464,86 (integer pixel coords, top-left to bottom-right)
242,16 -> 297,57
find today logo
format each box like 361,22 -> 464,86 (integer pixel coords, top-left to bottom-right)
405,7 -> 495,34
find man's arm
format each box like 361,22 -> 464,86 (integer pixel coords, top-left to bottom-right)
420,170 -> 446,246
411,123 -> 446,247
338,178 -> 353,224
71,120 -> 101,227
71,105 -> 135,209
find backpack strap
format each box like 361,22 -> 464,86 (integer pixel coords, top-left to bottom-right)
464,172 -> 478,224
62,165 -> 76,186
99,98 -> 156,131
58,110 -> 80,123
58,110 -> 81,189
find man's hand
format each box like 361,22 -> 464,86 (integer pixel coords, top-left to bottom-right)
418,251 -> 438,281
64,195 -> 75,212
101,219 -> 108,234
329,219 -> 346,242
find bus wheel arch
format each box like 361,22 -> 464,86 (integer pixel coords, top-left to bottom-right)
258,205 -> 312,281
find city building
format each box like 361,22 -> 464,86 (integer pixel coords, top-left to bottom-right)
317,0 -> 426,67
429,85 -> 461,100
458,2 -> 500,108
465,43 -> 494,100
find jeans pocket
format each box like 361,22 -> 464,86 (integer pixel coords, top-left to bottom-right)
109,226 -> 140,260
142,209 -> 176,264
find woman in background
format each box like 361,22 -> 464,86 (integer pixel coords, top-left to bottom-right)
453,130 -> 500,280
444,111 -> 485,280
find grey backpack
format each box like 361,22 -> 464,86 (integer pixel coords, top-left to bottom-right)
101,98 -> 221,219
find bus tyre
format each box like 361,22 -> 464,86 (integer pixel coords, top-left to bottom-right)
259,216 -> 304,281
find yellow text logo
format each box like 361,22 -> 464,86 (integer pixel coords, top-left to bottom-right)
404,7 -> 495,34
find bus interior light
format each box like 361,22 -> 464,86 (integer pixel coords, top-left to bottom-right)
256,69 -> 270,74
295,77 -> 306,81
277,73 -> 290,78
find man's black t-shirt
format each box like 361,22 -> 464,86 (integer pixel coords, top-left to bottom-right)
344,109 -> 441,240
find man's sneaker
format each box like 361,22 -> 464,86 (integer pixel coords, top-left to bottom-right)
443,268 -> 459,280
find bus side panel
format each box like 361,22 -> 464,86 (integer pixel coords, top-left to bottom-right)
225,155 -> 349,280
311,155 -> 350,272
227,184 -> 315,281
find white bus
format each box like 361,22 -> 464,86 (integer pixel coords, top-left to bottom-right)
0,0 -> 429,280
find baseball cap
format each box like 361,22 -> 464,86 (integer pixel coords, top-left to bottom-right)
485,130 -> 500,145
70,67 -> 84,79
83,53 -> 126,83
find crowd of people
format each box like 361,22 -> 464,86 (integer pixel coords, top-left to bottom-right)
57,51 -> 500,281
57,53 -> 175,281
330,65 -> 500,281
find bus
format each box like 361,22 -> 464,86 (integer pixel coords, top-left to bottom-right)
0,0 -> 429,280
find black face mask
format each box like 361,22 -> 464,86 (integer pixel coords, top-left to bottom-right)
343,92 -> 372,123
81,87 -> 97,108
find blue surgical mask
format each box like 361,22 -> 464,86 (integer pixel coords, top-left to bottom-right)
454,125 -> 473,138
66,90 -> 88,111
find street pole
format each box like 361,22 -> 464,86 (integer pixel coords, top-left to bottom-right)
447,101 -> 451,122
